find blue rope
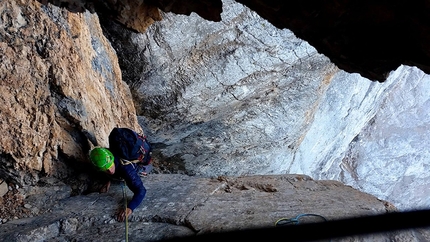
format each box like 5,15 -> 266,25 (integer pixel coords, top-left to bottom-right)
275,214 -> 331,241
275,213 -> 328,226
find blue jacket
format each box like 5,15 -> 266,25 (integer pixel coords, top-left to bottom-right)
113,157 -> 146,211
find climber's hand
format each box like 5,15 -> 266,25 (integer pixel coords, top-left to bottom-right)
99,181 -> 111,193
117,208 -> 132,222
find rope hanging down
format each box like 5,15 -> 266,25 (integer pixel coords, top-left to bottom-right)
122,181 -> 129,242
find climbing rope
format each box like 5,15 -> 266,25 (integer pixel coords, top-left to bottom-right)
122,181 -> 129,242
275,213 -> 328,226
275,214 -> 331,242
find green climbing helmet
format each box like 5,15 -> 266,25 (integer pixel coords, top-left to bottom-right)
89,147 -> 115,171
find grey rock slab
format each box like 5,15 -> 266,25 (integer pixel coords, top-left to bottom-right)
0,215 -> 64,242
184,175 -> 390,234
115,174 -> 226,224
0,174 -> 419,242
48,222 -> 194,242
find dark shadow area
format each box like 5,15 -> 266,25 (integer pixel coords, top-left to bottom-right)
160,209 -> 430,241
38,0 -> 430,82
0,154 -> 21,186
36,0 -> 93,13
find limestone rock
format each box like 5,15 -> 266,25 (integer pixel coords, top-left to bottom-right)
332,66 -> 430,211
287,65 -> 430,212
1,1 -> 429,241
103,0 -> 338,178
0,174 -> 421,241
101,0 -> 430,213
0,0 -> 141,186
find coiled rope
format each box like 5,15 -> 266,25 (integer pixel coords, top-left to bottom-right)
275,213 -> 328,226
275,214 -> 331,242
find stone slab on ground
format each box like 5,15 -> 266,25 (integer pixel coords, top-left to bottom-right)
0,174 -> 420,242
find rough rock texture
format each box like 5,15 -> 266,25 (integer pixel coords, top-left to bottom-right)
101,0 -> 430,212
0,174 -> 422,242
103,0 -> 338,177
39,0 -> 430,81
0,0 -> 141,187
333,66 -> 430,211
286,65 -> 430,212
1,0 -> 429,241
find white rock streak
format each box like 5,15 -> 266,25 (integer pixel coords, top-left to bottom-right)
133,0 -> 430,211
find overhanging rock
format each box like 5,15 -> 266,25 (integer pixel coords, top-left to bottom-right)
38,0 -> 430,81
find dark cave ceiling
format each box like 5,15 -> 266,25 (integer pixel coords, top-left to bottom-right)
40,0 -> 430,82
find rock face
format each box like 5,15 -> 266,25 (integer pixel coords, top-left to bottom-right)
1,0 -> 430,241
101,0 -> 430,212
0,174 -> 422,242
0,0 -> 141,187
332,67 -> 430,211
104,0 -> 338,177
283,64 -> 430,212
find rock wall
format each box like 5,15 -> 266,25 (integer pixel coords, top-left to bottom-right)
0,0 -> 141,187
0,0 -> 429,241
289,65 -> 430,211
103,0 -> 338,176
101,0 -> 430,212
1,174 -> 424,242
333,66 -> 430,211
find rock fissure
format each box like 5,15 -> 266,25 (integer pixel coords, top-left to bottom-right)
181,181 -> 229,233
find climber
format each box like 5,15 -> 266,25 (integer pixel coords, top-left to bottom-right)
89,147 -> 146,222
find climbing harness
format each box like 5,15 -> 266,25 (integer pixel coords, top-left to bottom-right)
122,181 -> 129,242
275,213 -> 328,226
